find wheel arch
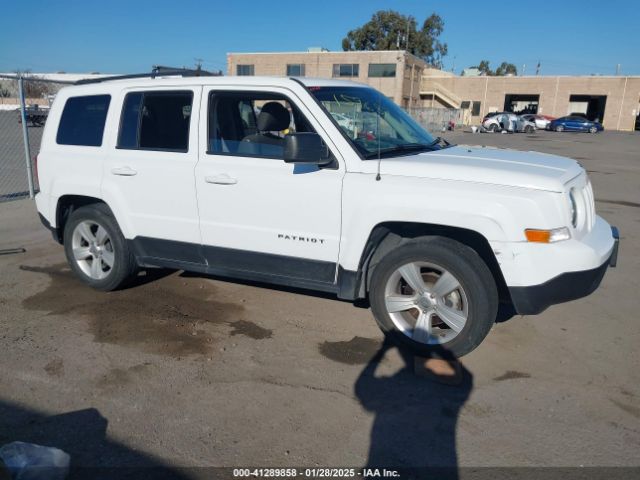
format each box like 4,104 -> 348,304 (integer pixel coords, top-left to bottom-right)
54,195 -> 109,244
339,221 -> 511,305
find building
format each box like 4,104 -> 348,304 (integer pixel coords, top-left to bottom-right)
227,49 -> 426,108
420,73 -> 640,131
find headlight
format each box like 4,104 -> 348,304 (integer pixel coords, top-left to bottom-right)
568,188 -> 578,228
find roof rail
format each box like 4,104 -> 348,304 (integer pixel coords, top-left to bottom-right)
75,66 -> 222,85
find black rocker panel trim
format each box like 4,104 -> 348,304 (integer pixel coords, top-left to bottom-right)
128,237 -> 352,295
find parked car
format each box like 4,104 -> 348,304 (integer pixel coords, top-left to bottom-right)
34,72 -> 618,357
482,112 -> 536,133
547,116 -> 604,133
520,114 -> 551,130
17,104 -> 49,127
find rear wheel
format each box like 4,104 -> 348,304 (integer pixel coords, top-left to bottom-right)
369,237 -> 499,357
63,204 -> 137,291
524,125 -> 534,134
489,123 -> 499,133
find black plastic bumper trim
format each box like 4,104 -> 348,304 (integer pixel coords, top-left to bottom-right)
610,226 -> 619,267
38,213 -> 62,243
509,256 -> 611,315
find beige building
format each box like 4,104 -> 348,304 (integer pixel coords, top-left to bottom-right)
421,72 -> 640,131
227,49 -> 426,108
227,50 -> 640,131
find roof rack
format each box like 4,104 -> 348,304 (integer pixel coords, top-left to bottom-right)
75,65 -> 222,85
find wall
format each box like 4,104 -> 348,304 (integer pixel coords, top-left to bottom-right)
227,51 -> 426,107
421,75 -> 640,130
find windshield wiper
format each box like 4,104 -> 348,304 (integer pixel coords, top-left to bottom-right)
363,143 -> 433,159
428,136 -> 451,147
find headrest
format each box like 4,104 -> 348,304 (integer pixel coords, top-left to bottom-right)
257,102 -> 290,132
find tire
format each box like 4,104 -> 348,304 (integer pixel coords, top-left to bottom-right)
63,203 -> 137,291
369,237 -> 499,357
555,125 -> 564,132
589,126 -> 598,134
524,125 -> 534,134
489,123 -> 499,133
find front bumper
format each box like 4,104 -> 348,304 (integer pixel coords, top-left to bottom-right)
509,226 -> 619,315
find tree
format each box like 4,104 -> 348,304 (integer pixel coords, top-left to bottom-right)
14,69 -> 51,98
495,62 -> 517,76
476,60 -> 492,76
342,10 -> 448,67
470,60 -> 518,76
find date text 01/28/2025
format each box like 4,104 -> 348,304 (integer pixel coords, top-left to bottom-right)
232,467 -> 400,477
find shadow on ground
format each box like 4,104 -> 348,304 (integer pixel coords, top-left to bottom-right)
355,342 -> 471,477
0,400 -> 195,479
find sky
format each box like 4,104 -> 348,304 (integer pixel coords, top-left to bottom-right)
1,0 -> 639,76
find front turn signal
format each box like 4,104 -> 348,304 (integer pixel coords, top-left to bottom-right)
525,227 -> 571,243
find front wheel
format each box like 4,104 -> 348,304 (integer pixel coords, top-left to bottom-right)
555,125 -> 564,132
63,204 -> 138,291
589,126 -> 598,133
369,237 -> 499,357
524,125 -> 534,134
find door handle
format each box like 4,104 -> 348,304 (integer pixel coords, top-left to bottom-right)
205,174 -> 237,185
111,166 -> 137,176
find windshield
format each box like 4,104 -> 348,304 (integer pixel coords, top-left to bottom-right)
309,86 -> 442,159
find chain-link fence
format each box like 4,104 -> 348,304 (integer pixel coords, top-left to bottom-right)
0,74 -> 71,202
408,107 -> 463,134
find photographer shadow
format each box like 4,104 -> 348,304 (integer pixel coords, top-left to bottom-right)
354,341 -> 472,479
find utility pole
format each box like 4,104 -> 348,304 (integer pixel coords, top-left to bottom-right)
406,17 -> 410,50
194,58 -> 203,72
615,64 -> 621,75
522,64 -> 526,76
535,60 -> 541,76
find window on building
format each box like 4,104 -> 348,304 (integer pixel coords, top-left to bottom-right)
368,63 -> 396,78
332,64 -> 359,77
286,64 -> 305,76
117,91 -> 193,151
56,95 -> 111,146
208,91 -> 320,160
471,101 -> 481,116
236,64 -> 255,76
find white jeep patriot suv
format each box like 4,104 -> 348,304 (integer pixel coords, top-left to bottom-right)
35,72 -> 619,356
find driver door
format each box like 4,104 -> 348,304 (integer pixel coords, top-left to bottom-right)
195,87 -> 345,288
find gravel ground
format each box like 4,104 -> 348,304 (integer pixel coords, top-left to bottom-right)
0,129 -> 638,477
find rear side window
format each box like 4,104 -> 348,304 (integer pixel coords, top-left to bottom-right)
117,91 -> 193,152
56,95 -> 111,146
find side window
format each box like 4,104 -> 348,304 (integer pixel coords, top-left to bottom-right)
368,63 -> 396,78
208,91 -> 317,159
117,91 -> 193,151
56,95 -> 111,146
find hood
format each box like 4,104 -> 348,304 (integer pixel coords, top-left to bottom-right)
379,145 -> 583,192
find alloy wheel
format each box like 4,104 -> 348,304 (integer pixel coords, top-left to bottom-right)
384,262 -> 468,345
71,220 -> 115,280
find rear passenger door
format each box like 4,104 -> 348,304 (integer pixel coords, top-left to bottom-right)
102,86 -> 204,264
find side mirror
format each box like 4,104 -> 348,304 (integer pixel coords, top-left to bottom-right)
284,133 -> 331,166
